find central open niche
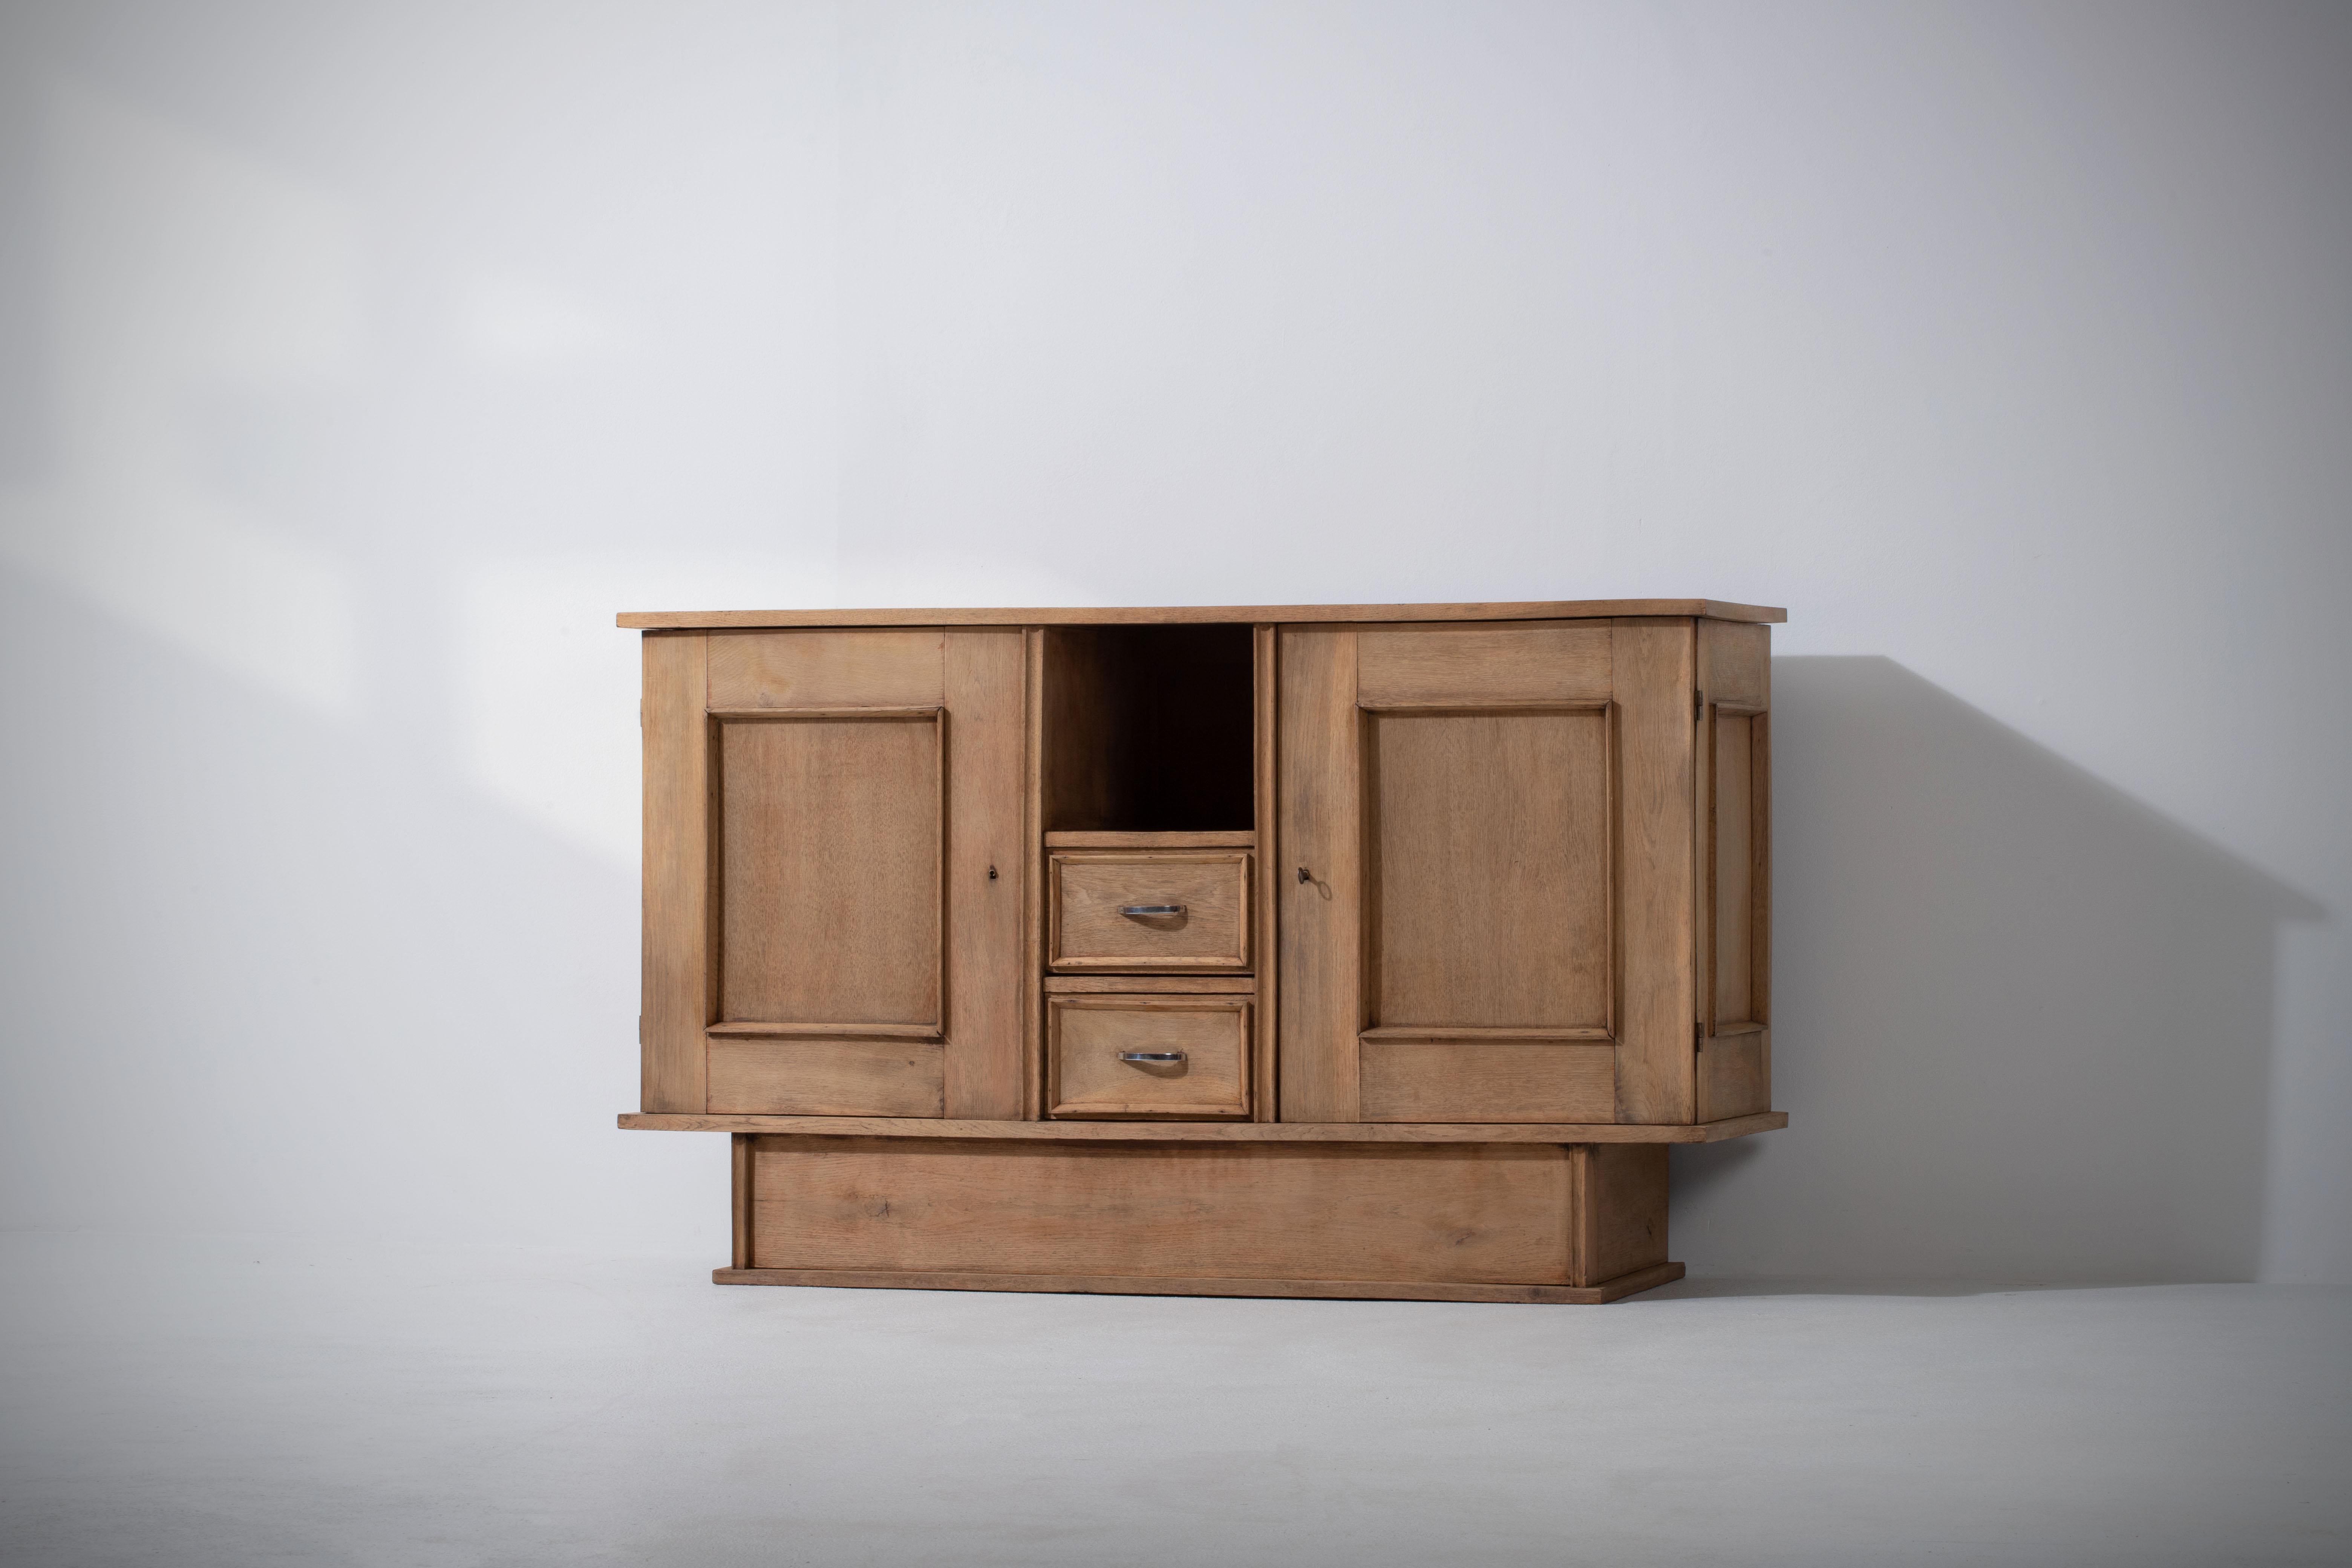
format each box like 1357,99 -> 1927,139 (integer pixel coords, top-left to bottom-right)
1042,625 -> 1255,832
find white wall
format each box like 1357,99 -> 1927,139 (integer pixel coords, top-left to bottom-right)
3,1 -> 2346,1281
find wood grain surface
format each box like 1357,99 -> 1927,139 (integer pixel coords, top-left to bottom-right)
622,600 -> 1786,629
1610,619 -> 1697,1124
1049,851 -> 1251,971
639,632 -> 709,1112
620,1112 -> 1790,1143
1358,1039 -> 1617,1124
1046,996 -> 1251,1118
943,629 -> 1027,1118
744,1136 -> 1574,1284
705,1037 -> 945,1117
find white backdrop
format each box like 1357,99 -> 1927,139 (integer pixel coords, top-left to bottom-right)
2,1 -> 2345,1281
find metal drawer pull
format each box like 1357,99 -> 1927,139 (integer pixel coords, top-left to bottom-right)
1118,1051 -> 1186,1064
1118,904 -> 1185,916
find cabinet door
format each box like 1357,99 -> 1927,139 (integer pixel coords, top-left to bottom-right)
1276,620 -> 1698,1124
641,628 -> 1028,1118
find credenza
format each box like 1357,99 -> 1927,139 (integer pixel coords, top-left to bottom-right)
617,600 -> 1786,1303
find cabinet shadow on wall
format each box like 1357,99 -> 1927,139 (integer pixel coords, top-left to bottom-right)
1668,656 -> 2321,1289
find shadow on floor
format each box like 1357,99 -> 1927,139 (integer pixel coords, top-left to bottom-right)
1670,655 -> 2322,1284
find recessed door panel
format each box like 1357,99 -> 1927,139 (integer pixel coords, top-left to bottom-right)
1711,710 -> 1754,1026
718,714 -> 942,1026
1368,709 -> 1611,1031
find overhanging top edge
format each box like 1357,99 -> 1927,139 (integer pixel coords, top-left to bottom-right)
617,599 -> 1788,630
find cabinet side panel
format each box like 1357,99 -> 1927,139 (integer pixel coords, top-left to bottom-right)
1696,1032 -> 1769,1121
1612,620 -> 1697,1123
1276,628 -> 1362,1120
1700,619 -> 1771,709
1698,619 -> 1772,1116
1712,711 -> 1755,1024
1578,1143 -> 1669,1285
945,629 -> 1029,1119
642,632 -> 709,1112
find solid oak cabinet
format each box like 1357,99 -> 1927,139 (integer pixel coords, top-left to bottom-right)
621,600 -> 1786,1304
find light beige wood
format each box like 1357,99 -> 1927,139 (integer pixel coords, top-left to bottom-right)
1022,628 -> 1046,1120
640,632 -> 709,1113
1366,706 -> 1613,1032
1360,1025 -> 1610,1041
1611,619 -> 1698,1123
730,1133 -> 753,1269
1253,624 -> 1279,1122
715,713 -> 942,1027
1276,628 -> 1361,1120
1712,709 -> 1755,1026
1697,617 -> 1771,1114
745,1136 -> 1572,1283
638,600 -> 1779,1301
1356,622 -> 1612,706
944,629 -> 1027,1119
1044,830 -> 1253,849
1699,617 -> 1772,710
706,1021 -> 942,1040
1046,996 -> 1250,1118
1697,1030 -> 1770,1122
706,706 -> 941,721
706,1037 -> 945,1117
1049,851 -> 1251,971
1283,621 -> 1634,1122
1359,1040 -> 1616,1123
706,628 -> 943,709
1577,1143 -> 1669,1286
622,599 -> 1788,629
711,1262 -> 1686,1304
622,1111 -> 1789,1143
1044,974 -> 1257,994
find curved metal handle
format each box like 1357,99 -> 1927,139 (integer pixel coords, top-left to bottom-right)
1118,904 -> 1186,917
1118,1051 -> 1186,1064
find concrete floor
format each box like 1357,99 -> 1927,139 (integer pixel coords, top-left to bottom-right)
1,1233 -> 2344,1567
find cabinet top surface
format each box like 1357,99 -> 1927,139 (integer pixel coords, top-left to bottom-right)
618,599 -> 1786,630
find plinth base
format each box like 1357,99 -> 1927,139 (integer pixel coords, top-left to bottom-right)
719,1133 -> 1678,1305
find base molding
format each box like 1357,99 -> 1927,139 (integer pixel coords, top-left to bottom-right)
713,1260 -> 1686,1305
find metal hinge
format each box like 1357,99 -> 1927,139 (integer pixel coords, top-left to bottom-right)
1694,690 -> 1706,720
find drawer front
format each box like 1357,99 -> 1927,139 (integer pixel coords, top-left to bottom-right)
1050,852 -> 1251,971
1048,997 -> 1250,1118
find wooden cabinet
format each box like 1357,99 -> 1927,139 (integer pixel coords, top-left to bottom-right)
623,601 -> 1787,1303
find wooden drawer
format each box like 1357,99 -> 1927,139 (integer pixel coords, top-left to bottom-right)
1047,995 -> 1250,1118
1049,851 -> 1251,972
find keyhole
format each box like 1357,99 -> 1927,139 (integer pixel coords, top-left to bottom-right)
988,865 -> 998,881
